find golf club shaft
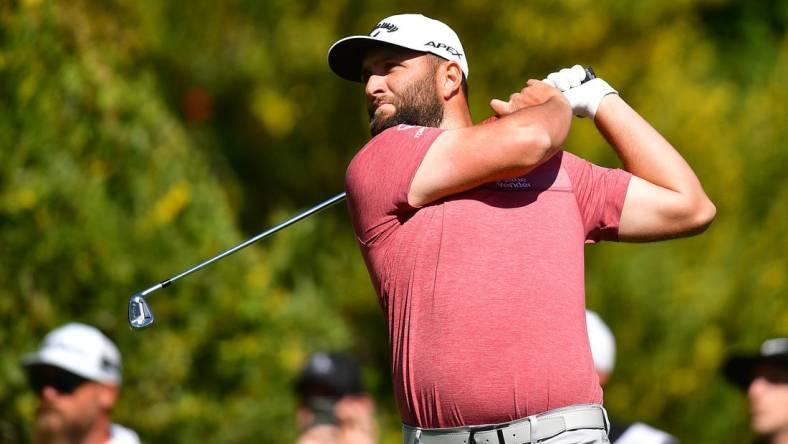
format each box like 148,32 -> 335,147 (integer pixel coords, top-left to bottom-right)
138,192 -> 347,298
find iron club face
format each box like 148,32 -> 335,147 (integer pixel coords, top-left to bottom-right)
128,294 -> 154,329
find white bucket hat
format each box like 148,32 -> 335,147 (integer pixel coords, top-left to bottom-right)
22,323 -> 122,384
328,13 -> 468,82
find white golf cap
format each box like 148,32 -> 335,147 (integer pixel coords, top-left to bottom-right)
586,310 -> 616,374
328,14 -> 468,82
22,323 -> 122,384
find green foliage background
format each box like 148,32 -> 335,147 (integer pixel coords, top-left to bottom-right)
1,0 -> 786,442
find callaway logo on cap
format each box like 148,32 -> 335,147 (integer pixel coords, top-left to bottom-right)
328,14 -> 469,82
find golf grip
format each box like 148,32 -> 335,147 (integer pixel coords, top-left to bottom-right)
547,66 -> 596,84
583,67 -> 596,82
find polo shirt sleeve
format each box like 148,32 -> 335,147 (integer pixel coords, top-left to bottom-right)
345,125 -> 443,246
563,151 -> 632,243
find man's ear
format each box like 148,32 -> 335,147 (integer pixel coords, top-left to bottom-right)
439,61 -> 463,100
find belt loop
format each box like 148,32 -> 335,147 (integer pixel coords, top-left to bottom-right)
527,414 -> 538,441
415,429 -> 421,444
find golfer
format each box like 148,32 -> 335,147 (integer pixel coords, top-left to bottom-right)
328,13 -> 715,444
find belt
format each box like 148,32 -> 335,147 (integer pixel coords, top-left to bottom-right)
402,404 -> 608,444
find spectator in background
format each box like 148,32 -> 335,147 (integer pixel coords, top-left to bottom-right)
723,337 -> 788,444
294,352 -> 377,444
586,310 -> 678,444
21,322 -> 140,444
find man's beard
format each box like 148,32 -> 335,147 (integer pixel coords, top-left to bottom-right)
33,407 -> 91,444
368,71 -> 444,137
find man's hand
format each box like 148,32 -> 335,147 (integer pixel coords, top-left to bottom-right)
544,65 -> 617,119
489,79 -> 568,117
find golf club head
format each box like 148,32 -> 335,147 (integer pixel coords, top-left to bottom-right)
128,293 -> 154,329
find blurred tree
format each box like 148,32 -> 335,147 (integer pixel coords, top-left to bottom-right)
0,1 -> 358,442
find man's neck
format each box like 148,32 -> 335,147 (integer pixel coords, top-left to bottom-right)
80,416 -> 111,444
439,99 -> 474,130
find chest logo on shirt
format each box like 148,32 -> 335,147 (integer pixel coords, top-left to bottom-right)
484,165 -> 570,192
494,177 -> 532,190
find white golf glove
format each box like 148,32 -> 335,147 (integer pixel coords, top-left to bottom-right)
543,65 -> 617,119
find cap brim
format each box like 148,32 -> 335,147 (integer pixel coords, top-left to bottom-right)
328,36 -> 418,83
21,350 -> 110,383
723,354 -> 788,389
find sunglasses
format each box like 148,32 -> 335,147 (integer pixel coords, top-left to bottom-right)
27,365 -> 90,395
753,363 -> 788,385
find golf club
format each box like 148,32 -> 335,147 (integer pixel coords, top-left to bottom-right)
128,192 -> 347,329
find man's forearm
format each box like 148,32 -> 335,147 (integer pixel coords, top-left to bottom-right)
595,95 -> 698,192
536,95 -> 573,150
491,81 -> 573,151
501,94 -> 572,166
